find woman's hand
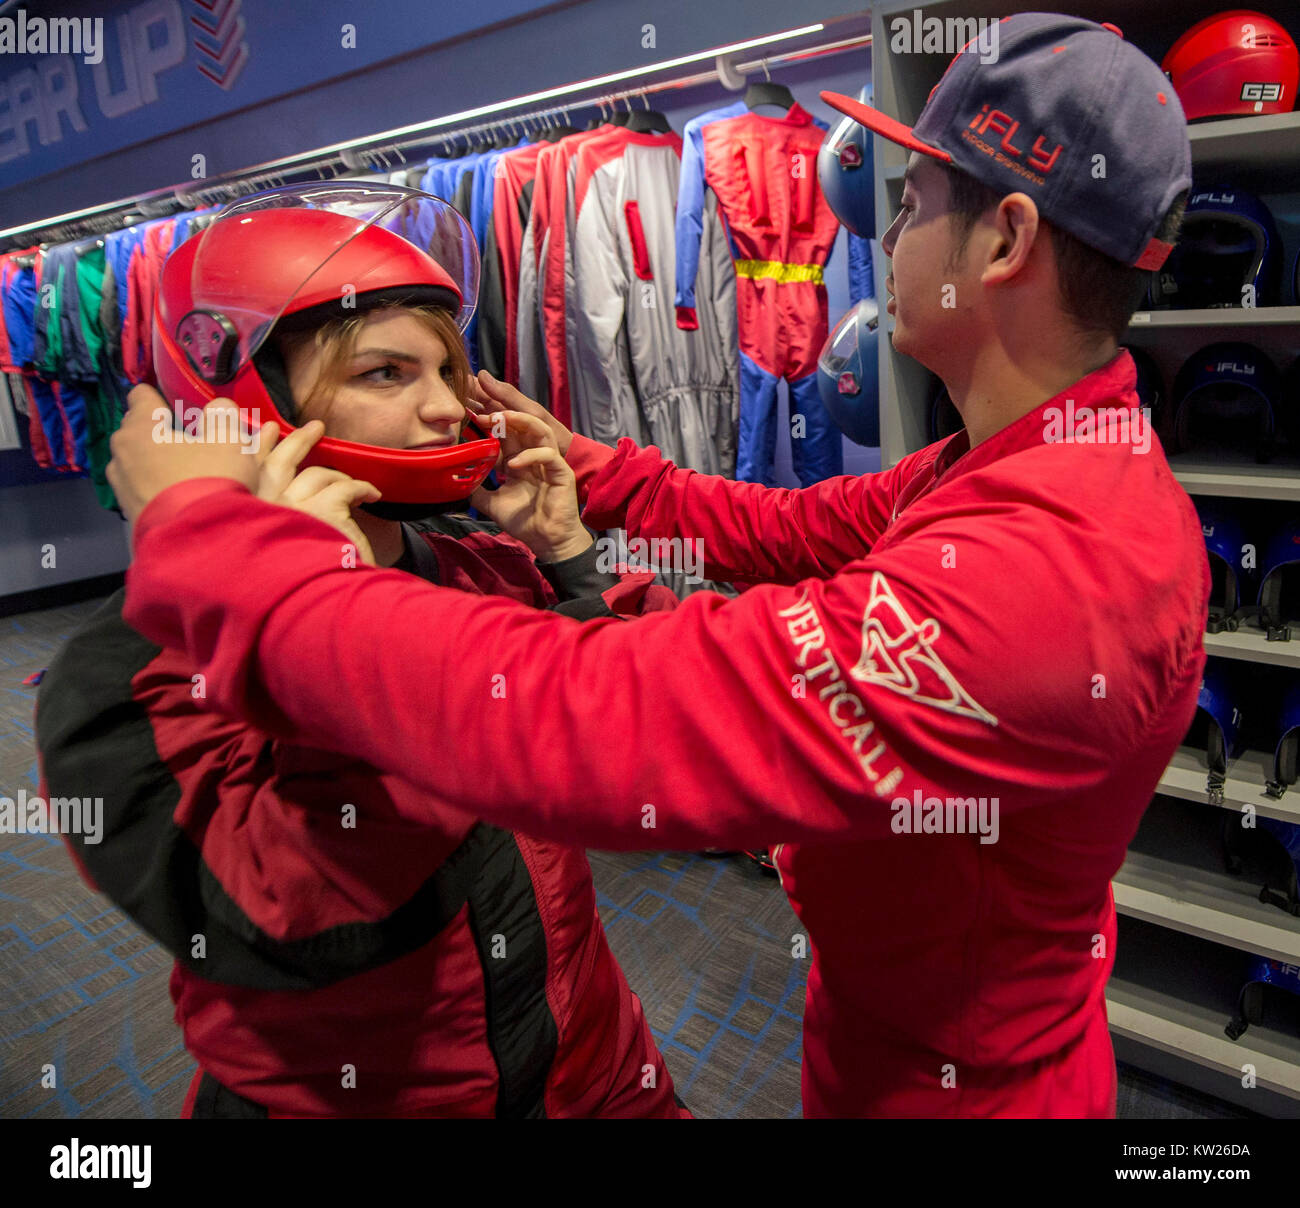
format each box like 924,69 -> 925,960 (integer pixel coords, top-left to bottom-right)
467,371 -> 574,457
469,410 -> 590,563
256,419 -> 381,566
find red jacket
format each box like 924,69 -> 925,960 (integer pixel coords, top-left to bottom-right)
38,518 -> 686,1118
491,142 -> 544,386
119,351 -> 1210,1117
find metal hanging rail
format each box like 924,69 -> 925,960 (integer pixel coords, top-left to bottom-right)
0,21 -> 871,250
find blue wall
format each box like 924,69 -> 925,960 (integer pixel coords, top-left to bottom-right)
2,0 -> 871,227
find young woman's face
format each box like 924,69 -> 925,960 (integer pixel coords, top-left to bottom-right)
283,308 -> 467,449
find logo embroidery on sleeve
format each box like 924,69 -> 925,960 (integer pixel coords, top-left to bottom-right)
852,572 -> 998,726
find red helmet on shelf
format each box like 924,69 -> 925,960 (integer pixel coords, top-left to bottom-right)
1161,9 -> 1298,120
153,183 -> 499,509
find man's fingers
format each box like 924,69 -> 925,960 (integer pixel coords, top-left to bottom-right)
121,385 -> 169,437
280,464 -> 354,504
497,410 -> 558,449
475,370 -> 546,414
202,398 -> 241,444
315,479 -> 382,511
468,483 -> 498,513
506,447 -> 568,476
465,376 -> 500,415
126,383 -> 167,413
475,371 -> 572,454
256,421 -> 282,463
262,420 -> 326,477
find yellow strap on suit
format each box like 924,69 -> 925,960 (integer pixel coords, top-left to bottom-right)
733,259 -> 825,285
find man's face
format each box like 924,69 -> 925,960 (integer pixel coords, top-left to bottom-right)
879,153 -> 971,369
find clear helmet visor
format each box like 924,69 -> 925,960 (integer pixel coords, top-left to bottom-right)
818,297 -> 879,396
183,184 -> 479,383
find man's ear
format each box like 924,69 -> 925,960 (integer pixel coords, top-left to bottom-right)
981,192 -> 1039,286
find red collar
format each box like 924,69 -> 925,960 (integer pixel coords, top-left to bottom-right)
933,350 -> 1138,484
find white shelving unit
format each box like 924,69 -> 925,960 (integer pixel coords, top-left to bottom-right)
871,0 -> 1300,1115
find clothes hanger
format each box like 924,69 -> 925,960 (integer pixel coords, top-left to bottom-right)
744,59 -> 796,113
625,90 -> 672,134
548,106 -> 579,140
539,109 -> 563,142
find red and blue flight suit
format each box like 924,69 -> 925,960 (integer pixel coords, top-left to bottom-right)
675,102 -> 843,487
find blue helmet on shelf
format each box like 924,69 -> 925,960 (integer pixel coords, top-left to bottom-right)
1194,498 -> 1253,633
1226,956 -> 1300,1041
1223,808 -> 1300,917
1171,342 -> 1279,460
1190,660 -> 1243,804
1271,677 -> 1300,797
818,85 -> 876,238
1148,187 -> 1282,310
1257,516 -> 1300,639
817,298 -> 879,446
1121,345 -> 1166,434
1283,357 -> 1300,452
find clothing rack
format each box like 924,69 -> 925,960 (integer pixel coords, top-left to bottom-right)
0,21 -> 871,252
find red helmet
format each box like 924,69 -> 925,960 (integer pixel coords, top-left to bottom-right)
154,183 -> 499,506
1162,10 -> 1298,120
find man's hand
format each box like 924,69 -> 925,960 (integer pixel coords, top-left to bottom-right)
108,386 -> 261,524
469,410 -> 590,562
255,419 -> 380,565
467,371 -> 574,457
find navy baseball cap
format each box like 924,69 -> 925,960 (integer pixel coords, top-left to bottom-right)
822,12 -> 1191,269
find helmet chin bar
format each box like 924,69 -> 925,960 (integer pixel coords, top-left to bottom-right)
296,431 -> 500,504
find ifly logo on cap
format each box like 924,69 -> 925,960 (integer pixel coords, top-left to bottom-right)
967,104 -> 1064,174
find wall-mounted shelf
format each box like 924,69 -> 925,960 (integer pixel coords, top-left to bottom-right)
1156,746 -> 1300,825
1169,454 -> 1300,501
1204,626 -> 1300,670
1108,986 -> 1300,1109
1129,306 -> 1300,329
